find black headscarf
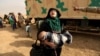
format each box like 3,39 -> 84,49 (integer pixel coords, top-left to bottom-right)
46,8 -> 61,19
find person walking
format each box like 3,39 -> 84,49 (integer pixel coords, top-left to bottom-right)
37,8 -> 62,56
17,13 -> 24,28
8,13 -> 17,30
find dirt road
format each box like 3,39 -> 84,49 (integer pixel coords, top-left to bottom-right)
0,24 -> 100,56
0,24 -> 35,56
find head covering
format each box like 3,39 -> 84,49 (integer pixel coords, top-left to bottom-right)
45,8 -> 61,32
46,8 -> 61,18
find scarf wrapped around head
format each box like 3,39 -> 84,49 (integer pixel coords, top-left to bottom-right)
46,8 -> 61,32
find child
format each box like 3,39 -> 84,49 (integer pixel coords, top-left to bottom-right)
25,18 -> 32,37
38,30 -> 72,48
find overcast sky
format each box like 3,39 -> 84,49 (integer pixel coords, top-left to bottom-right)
0,0 -> 26,17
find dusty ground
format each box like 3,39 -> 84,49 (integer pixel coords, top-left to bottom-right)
0,24 -> 100,56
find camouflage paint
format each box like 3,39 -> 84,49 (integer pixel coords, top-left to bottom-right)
89,0 -> 100,7
56,0 -> 68,11
35,0 -> 42,3
26,7 -> 31,15
34,0 -> 68,14
41,7 -> 47,14
25,0 -> 27,6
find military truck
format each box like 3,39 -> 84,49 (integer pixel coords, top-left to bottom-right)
25,0 -> 100,35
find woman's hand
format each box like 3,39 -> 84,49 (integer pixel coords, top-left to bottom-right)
48,42 -> 56,49
44,40 -> 56,49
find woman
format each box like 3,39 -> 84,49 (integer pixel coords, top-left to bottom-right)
9,13 -> 17,30
18,13 -> 24,28
11,13 -> 17,29
37,8 -> 62,56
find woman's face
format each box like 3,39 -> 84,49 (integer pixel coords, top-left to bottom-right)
50,10 -> 57,18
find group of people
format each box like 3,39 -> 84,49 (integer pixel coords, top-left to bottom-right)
0,13 -> 26,30
0,12 -> 26,30
0,12 -> 33,37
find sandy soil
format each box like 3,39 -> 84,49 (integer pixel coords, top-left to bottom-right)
0,24 -> 100,56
